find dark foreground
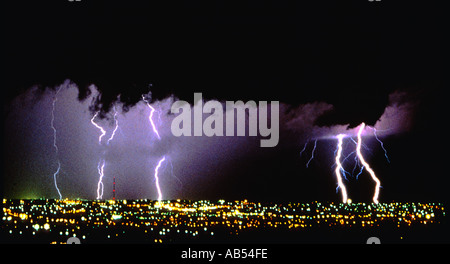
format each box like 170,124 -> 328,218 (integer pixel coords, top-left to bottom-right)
1,199 -> 447,244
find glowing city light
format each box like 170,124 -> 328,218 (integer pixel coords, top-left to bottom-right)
2,199 -> 444,244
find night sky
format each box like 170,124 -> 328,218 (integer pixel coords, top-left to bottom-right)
2,0 -> 447,203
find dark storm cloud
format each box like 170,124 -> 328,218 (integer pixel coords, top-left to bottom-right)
3,80 -> 419,199
373,90 -> 418,136
279,89 -> 417,142
4,82 -> 261,199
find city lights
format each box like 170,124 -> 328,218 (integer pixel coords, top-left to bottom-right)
1,199 -> 445,243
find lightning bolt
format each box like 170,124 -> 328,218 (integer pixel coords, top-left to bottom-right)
306,139 -> 317,168
370,126 -> 390,163
91,107 -> 119,200
356,123 -> 381,204
338,138 -> 364,180
107,106 -> 119,145
142,95 -> 161,140
51,86 -> 63,200
96,159 -> 105,199
91,111 -> 106,199
154,156 -> 166,202
352,155 -> 364,180
142,94 -> 168,201
167,158 -> 183,190
334,134 -> 349,203
302,122 -> 387,203
53,162 -> 62,200
299,140 -> 308,157
91,111 -> 106,145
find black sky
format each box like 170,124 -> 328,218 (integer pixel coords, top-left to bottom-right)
2,0 -> 447,202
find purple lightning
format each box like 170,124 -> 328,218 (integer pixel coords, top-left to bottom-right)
356,123 -> 381,204
51,86 -> 63,199
142,95 -> 161,140
302,122 -> 389,204
91,111 -> 106,199
306,139 -> 318,168
91,107 -> 120,199
334,134 -> 349,203
369,126 -> 390,163
96,159 -> 106,199
142,94 -> 169,201
301,138 -> 318,168
299,140 -> 309,157
91,111 -> 106,144
154,156 -> 166,202
167,158 -> 183,190
107,106 -> 119,145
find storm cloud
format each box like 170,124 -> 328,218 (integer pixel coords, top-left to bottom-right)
3,80 -> 418,200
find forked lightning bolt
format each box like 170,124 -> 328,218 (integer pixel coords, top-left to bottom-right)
91,108 -> 120,199
306,139 -> 317,168
91,111 -> 106,144
51,86 -> 63,199
300,139 -> 318,168
142,94 -> 167,201
370,126 -> 390,163
303,122 -> 387,204
91,111 -> 106,199
356,123 -> 381,204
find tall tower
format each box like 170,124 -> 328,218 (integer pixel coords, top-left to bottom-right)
113,176 -> 116,200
